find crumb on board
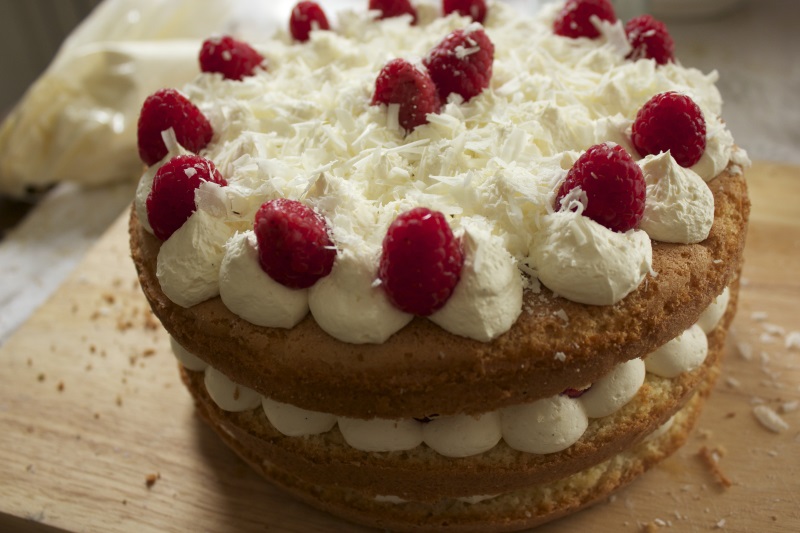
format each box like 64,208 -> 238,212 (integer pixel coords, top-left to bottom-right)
57,381 -> 64,392
781,401 -> 799,414
145,472 -> 161,488
37,373 -> 45,382
786,331 -> 800,350
753,405 -> 790,433
698,446 -> 733,488
724,376 -> 741,389
737,341 -> 753,360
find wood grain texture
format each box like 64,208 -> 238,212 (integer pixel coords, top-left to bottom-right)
0,161 -> 798,533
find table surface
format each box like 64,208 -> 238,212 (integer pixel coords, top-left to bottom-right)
0,161 -> 798,533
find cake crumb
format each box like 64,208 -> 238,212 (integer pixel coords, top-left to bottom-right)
759,333 -> 776,344
724,376 -> 740,389
753,405 -> 789,433
142,348 -> 156,358
57,381 -> 64,392
786,331 -> 800,350
750,311 -> 768,321
145,472 -> 160,488
698,446 -> 733,488
37,373 -> 46,382
737,342 -> 753,360
554,352 -> 566,362
714,518 -> 726,529
640,522 -> 660,532
781,401 -> 799,414
116,395 -> 123,407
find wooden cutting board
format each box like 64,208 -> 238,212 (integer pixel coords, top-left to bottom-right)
1,161 -> 798,533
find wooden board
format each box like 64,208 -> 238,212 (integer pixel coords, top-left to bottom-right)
1,161 -> 799,533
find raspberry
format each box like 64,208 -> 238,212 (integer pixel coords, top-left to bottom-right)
625,15 -> 675,65
146,154 -> 227,241
379,207 -> 464,316
137,88 -> 214,166
369,0 -> 418,24
253,199 -> 336,289
289,1 -> 331,42
371,58 -> 441,132
200,35 -> 265,81
423,26 -> 494,103
553,0 -> 617,39
555,143 -> 645,233
442,0 -> 487,24
631,92 -> 706,168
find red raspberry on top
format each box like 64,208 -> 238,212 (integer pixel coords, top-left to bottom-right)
631,92 -> 706,168
423,26 -> 494,103
253,199 -> 336,289
199,35 -> 265,81
290,1 -> 331,42
146,154 -> 227,241
625,15 -> 675,65
372,58 -> 441,132
554,143 -> 646,233
379,207 -> 464,316
553,0 -> 617,39
442,0 -> 488,24
369,0 -> 418,24
137,88 -> 214,166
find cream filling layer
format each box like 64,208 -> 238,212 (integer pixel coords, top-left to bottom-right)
171,288 -> 725,458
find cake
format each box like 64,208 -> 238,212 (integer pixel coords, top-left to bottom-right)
128,0 -> 750,531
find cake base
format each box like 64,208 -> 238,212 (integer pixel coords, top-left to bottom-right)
186,363 -> 717,533
177,290 -> 733,532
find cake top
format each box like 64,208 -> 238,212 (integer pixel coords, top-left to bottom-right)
133,0 -> 747,345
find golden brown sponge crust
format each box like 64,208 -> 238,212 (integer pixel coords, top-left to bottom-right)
129,169 -> 748,420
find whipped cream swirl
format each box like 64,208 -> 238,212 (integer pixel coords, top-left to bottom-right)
639,152 -> 714,244
532,210 -> 653,306
219,230 -> 309,328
